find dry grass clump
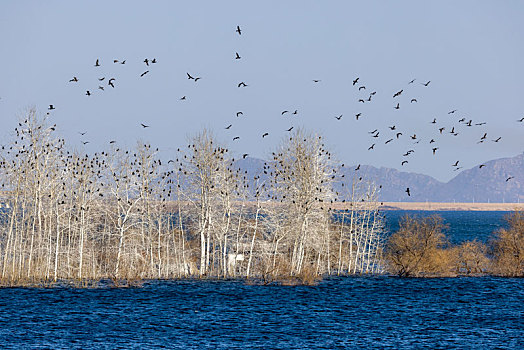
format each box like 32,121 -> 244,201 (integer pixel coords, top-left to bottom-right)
489,211 -> 524,277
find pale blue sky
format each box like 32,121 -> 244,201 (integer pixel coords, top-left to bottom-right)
1,1 -> 523,181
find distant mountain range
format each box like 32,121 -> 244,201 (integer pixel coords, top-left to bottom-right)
235,152 -> 524,203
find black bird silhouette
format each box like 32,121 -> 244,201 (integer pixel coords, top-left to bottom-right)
242,154 -> 248,159
518,117 -> 524,122
79,132 -> 87,136
458,118 -> 466,123
506,176 -> 514,182
293,110 -> 298,115
144,58 -> 149,66
238,82 -> 248,87
141,123 -> 150,128
335,115 -> 343,120
359,99 -> 365,103
439,127 -> 445,134
408,79 -> 416,84
448,109 -> 457,114
236,111 -> 243,117
95,59 -> 100,67
432,147 -> 438,155
389,125 -> 396,130
475,122 -> 486,126
355,113 -> 362,120
385,138 -> 393,144
233,136 -> 240,140
121,60 -> 126,64
69,77 -> 78,82
480,133 -> 487,140
422,81 -> 431,86
431,118 -> 437,124
429,139 -> 435,143
312,79 -> 321,83
410,98 -> 417,103
48,105 -> 55,110
479,164 -> 486,168
286,127 -> 294,132
180,96 -> 186,100
151,58 -> 157,64
452,160 -> 459,167
411,134 -> 417,140
187,73 -> 194,80
109,140 -> 116,144
450,127 -> 455,134
352,77 -> 359,85
359,86 -> 366,91
82,141 -> 89,145
393,89 -> 403,98
108,78 -> 115,88
368,144 -> 375,150
394,103 -> 400,110
225,124 -> 232,129
373,132 -> 380,138
493,137 -> 501,142
369,129 -> 378,134
98,86 -> 104,90
406,188 -> 410,196
113,59 -> 119,63
140,71 -> 149,77
396,132 -> 402,138
401,160 -> 408,166
194,76 -> 201,82
355,164 -> 360,171
236,26 -> 242,35
282,111 -> 289,115
235,52 -> 241,59
86,90 -> 91,96
262,132 -> 269,138
98,77 -> 105,81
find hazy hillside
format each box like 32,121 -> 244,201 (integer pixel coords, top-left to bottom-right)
235,152 -> 524,202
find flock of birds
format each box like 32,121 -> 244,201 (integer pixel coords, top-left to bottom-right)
38,25 -> 524,198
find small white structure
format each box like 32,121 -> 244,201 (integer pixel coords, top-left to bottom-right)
227,253 -> 245,274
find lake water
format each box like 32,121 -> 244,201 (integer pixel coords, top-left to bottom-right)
0,211 -> 521,349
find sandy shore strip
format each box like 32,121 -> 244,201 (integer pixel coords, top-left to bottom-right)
379,202 -> 524,211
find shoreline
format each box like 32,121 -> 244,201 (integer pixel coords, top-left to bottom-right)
379,202 -> 524,211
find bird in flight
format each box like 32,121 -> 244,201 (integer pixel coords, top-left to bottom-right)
233,136 -> 240,141
432,147 -> 438,155
109,140 -> 116,144
493,137 -> 501,142
242,154 -> 248,159
286,127 -> 294,132
352,78 -> 359,85
393,90 -> 403,98
385,138 -> 393,144
140,71 -> 149,77
282,111 -> 289,115
355,113 -> 362,120
312,79 -> 321,83
262,132 -> 269,138
79,131 -> 87,136
368,144 -> 375,150
225,124 -> 232,129
48,104 -> 55,110
359,86 -> 366,91
108,78 -> 115,88
69,77 -> 78,83
187,73 -> 194,80
335,115 -> 343,120
180,96 -> 186,100
359,99 -> 365,103
405,188 -> 410,196
410,134 -> 417,140
394,103 -> 400,110
95,59 -> 100,67
389,125 -> 396,130
396,132 -> 402,139
236,26 -> 242,35
141,123 -> 150,128
429,139 -> 435,143
121,60 -> 126,64
293,110 -> 298,115
401,160 -> 408,166
82,141 -> 89,145
479,164 -> 486,168
408,79 -> 416,84
151,58 -> 157,64
506,176 -> 514,182
235,52 -> 241,60
421,81 -> 431,86
369,129 -> 378,134
448,109 -> 457,114
452,160 -> 459,167
431,118 -> 437,124
86,90 -> 91,96
236,111 -> 243,117
238,82 -> 248,87
410,99 -> 417,103
144,58 -> 149,66
98,86 -> 104,91
518,117 -> 524,122
439,127 -> 445,134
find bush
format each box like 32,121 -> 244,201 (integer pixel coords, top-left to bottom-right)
489,211 -> 524,277
385,215 -> 452,277
451,240 -> 489,276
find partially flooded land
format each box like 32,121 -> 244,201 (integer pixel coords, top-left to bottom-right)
0,113 -> 522,287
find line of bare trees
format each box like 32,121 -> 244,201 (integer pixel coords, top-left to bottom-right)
0,110 -> 384,285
